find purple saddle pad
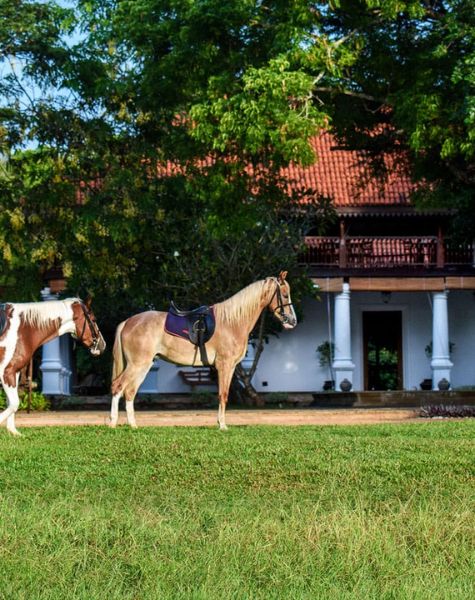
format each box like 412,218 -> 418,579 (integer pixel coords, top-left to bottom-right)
164,312 -> 191,340
164,306 -> 216,345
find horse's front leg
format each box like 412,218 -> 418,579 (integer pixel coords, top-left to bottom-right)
0,375 -> 21,436
216,363 -> 235,431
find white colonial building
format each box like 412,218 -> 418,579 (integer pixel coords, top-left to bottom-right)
41,133 -> 475,396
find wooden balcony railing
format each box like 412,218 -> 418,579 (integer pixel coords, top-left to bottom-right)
302,236 -> 474,269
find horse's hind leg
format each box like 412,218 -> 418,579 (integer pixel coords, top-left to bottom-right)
109,392 -> 122,428
125,394 -> 138,429
110,363 -> 152,429
124,377 -> 145,429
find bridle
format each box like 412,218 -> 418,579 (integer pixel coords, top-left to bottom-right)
74,302 -> 102,353
268,279 -> 294,326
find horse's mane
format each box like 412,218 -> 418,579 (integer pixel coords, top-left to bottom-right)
16,298 -> 79,329
215,280 -> 269,327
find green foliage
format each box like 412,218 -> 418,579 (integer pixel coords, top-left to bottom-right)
190,55 -> 326,166
264,391 -> 289,404
368,343 -> 399,390
317,1 -> 475,234
0,0 -> 331,311
190,390 -> 217,406
316,340 -> 335,368
425,341 -> 455,359
316,340 -> 335,382
0,389 -> 50,411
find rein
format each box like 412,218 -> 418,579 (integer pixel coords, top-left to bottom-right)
268,280 -> 294,325
75,303 -> 101,353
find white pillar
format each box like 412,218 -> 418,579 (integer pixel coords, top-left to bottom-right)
431,290 -> 452,389
332,282 -> 355,390
40,287 -> 71,395
59,334 -> 72,395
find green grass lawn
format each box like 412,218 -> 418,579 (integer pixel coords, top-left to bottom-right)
0,422 -> 474,599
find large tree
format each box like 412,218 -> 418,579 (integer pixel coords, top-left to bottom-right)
0,0 -> 330,400
311,1 -> 475,234
1,1 -> 329,297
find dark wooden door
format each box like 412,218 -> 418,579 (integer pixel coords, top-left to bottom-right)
363,311 -> 403,390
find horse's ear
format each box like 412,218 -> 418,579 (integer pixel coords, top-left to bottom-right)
278,271 -> 288,283
85,295 -> 93,309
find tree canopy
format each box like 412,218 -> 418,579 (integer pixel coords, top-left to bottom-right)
1,0 -> 474,299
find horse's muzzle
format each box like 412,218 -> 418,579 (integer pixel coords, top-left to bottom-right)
282,315 -> 297,329
90,337 -> 106,356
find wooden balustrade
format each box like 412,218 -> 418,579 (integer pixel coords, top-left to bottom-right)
301,236 -> 473,269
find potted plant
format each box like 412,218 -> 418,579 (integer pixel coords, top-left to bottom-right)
421,341 -> 455,390
317,341 -> 335,391
424,341 -> 455,359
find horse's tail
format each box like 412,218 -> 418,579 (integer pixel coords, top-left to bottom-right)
111,320 -> 127,395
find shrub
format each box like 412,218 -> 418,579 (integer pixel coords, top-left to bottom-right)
265,392 -> 289,405
420,404 -> 475,418
0,389 -> 50,411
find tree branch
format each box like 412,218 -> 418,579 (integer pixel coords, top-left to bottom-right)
313,86 -> 385,103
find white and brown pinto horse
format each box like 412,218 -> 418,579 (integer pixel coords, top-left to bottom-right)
0,298 -> 106,435
110,271 -> 297,430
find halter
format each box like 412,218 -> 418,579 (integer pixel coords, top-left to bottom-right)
74,302 -> 102,353
269,279 -> 294,326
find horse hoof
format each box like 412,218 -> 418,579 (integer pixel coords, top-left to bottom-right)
8,429 -> 21,436
108,420 -> 118,428
219,425 -> 228,432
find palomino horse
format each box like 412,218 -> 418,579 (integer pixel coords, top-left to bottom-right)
110,271 -> 297,430
0,297 -> 106,435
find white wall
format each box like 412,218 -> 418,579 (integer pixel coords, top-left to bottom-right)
255,291 -> 435,392
252,297 -> 329,392
448,291 -> 475,388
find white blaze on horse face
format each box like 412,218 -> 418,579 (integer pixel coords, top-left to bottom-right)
58,301 -> 77,336
284,300 -> 297,330
280,282 -> 297,330
70,301 -> 106,356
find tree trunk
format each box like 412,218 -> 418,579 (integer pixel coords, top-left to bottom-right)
229,314 -> 266,407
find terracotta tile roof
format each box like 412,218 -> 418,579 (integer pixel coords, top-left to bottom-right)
81,131 -> 414,209
283,132 -> 415,207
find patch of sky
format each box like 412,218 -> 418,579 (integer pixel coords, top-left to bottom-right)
0,1 -> 135,149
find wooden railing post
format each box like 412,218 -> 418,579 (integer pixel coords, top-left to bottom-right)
339,219 -> 347,268
437,227 -> 445,268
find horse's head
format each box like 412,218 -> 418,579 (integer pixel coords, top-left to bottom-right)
71,297 -> 106,356
266,271 -> 297,330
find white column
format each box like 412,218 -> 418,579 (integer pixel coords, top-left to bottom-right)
59,334 -> 72,395
332,282 -> 355,390
40,287 -> 71,395
431,291 -> 452,389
